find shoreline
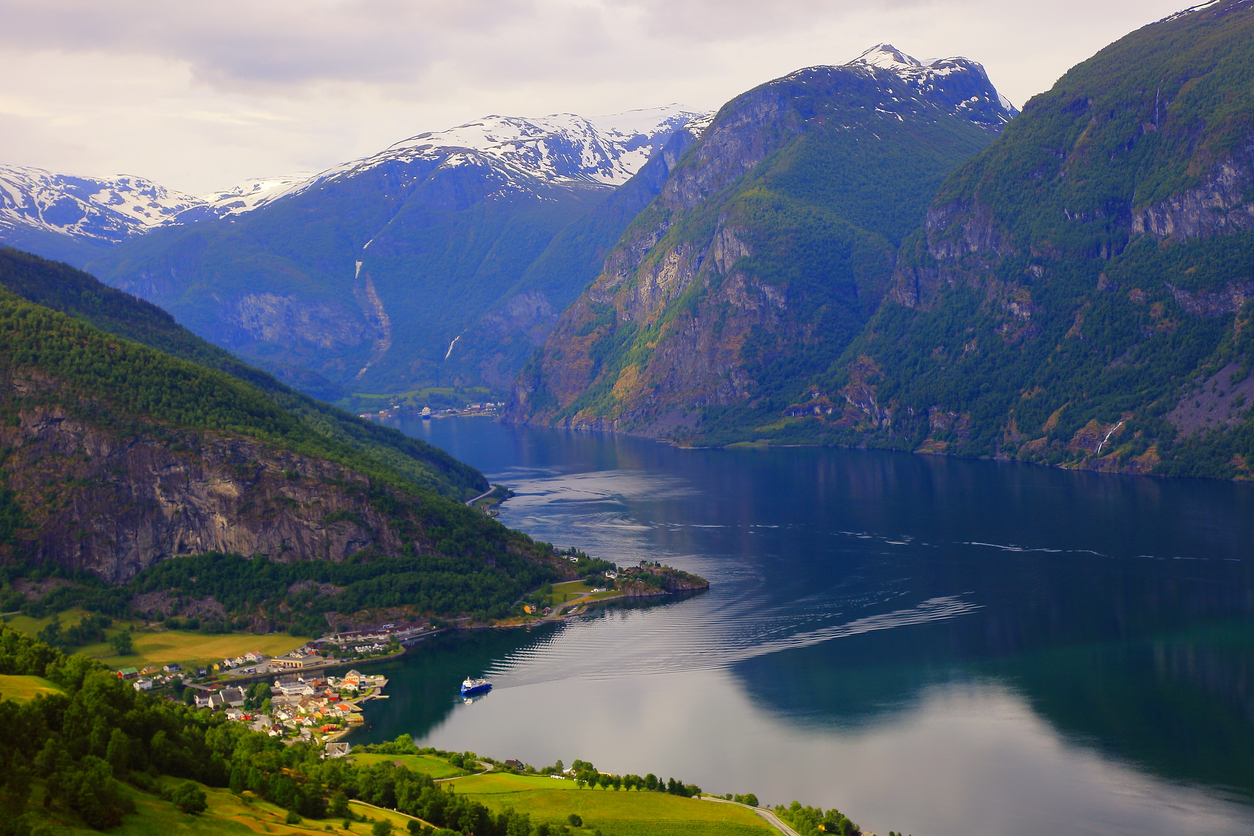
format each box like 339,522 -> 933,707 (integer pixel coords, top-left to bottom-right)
493,416 -> 1247,483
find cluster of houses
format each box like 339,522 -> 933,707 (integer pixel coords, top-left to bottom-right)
191,668 -> 389,747
215,650 -> 268,673
117,661 -> 202,693
314,627 -> 421,653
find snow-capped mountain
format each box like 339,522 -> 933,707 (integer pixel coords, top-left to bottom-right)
0,166 -> 200,244
845,44 -> 1018,128
302,104 -> 709,195
0,106 -> 709,249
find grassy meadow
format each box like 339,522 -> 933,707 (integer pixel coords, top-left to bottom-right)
452,773 -> 775,836
24,781 -> 357,836
0,673 -> 65,701
1,609 -> 302,670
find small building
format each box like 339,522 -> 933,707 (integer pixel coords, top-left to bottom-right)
222,687 -> 247,708
163,663 -> 181,673
133,678 -> 153,691
194,693 -> 213,709
270,655 -> 314,670
117,667 -> 139,680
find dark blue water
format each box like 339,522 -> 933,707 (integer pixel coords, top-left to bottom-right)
359,417 -> 1254,836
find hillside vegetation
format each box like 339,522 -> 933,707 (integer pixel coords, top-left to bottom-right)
0,248 -> 486,501
0,628 -> 866,836
506,50 -> 1012,442
801,0 -> 1254,478
0,265 -> 575,625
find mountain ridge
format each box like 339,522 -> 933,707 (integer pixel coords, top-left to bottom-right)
504,45 -> 1016,438
752,0 -> 1254,479
0,105 -> 708,251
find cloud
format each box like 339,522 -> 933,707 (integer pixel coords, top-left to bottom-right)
0,0 -> 1193,193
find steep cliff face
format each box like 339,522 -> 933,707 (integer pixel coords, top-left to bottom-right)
0,283 -> 567,595
506,47 -> 1013,440
814,0 -> 1254,479
0,248 -> 489,501
2,392 -> 403,584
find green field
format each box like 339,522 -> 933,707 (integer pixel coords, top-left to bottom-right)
0,673 -> 65,701
1,609 -> 303,669
452,773 -> 775,836
351,752 -> 468,779
549,581 -> 593,607
102,630 -> 304,669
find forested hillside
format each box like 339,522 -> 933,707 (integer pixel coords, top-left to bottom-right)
0,264 -> 574,623
800,0 -> 1254,478
0,248 -> 485,501
0,627 -> 557,833
505,47 -> 1014,440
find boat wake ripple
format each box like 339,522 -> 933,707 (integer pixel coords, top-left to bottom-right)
481,594 -> 980,689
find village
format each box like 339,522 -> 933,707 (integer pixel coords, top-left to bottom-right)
113,628 -> 410,754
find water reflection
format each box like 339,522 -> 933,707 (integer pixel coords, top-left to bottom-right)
369,418 -> 1254,836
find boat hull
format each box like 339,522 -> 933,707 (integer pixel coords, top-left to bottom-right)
460,681 -> 492,696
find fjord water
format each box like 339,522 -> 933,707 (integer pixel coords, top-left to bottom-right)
363,418 -> 1254,836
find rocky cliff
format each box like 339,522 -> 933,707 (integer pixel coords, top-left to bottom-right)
505,46 -> 1014,440
808,0 -> 1254,479
0,284 -> 562,591
2,392 -> 402,584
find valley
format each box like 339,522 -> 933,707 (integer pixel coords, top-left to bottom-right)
2,2 -> 1254,835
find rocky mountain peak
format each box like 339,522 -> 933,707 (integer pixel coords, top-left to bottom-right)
845,43 -> 1018,128
319,105 -> 710,191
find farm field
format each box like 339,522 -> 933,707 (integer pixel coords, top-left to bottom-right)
104,630 -> 304,669
1,610 -> 303,669
453,773 -> 776,836
0,673 -> 65,701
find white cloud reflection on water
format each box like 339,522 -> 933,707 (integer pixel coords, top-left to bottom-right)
399,429 -> 1254,836
422,665 -> 1254,836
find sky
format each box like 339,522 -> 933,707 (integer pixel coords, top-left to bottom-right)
0,0 -> 1192,196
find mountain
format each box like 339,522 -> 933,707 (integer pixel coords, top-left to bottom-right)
0,247 -> 486,501
797,0 -> 1254,479
0,248 -> 574,625
0,107 -> 708,399
503,45 -> 1016,439
0,166 -> 311,251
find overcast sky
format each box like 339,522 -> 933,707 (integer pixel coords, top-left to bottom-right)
0,0 -> 1189,195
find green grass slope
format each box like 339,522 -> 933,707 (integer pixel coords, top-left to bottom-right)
454,774 -> 774,836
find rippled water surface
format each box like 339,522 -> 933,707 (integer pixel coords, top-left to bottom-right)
356,418 -> 1254,836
